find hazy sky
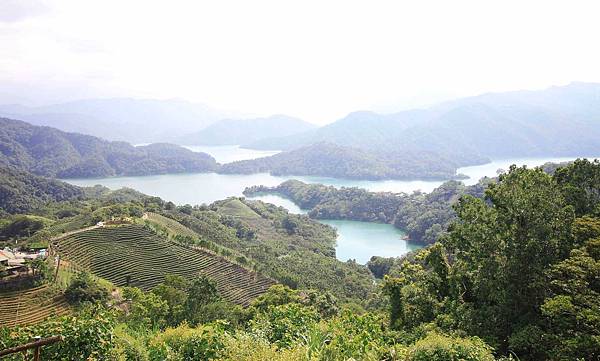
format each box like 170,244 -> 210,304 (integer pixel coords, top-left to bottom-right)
1,0 -> 600,123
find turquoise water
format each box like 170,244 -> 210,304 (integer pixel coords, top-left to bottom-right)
245,194 -> 420,263
319,219 -> 420,264
457,156 -> 600,185
182,145 -> 280,163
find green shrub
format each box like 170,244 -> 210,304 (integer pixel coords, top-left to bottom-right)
64,271 -> 109,305
147,324 -> 226,361
0,307 -> 115,360
406,332 -> 495,361
112,326 -> 149,361
216,333 -> 307,361
305,311 -> 389,360
251,303 -> 320,348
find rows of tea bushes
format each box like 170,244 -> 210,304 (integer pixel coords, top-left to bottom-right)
53,225 -> 275,306
0,285 -> 71,327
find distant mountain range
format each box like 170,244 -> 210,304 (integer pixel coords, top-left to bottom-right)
2,82 -> 600,181
0,118 -> 218,178
0,98 -> 235,143
246,82 -> 600,160
175,115 -> 316,146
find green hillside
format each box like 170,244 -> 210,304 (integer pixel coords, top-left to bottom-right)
53,225 -> 275,306
0,117 -> 218,178
221,142 -> 468,180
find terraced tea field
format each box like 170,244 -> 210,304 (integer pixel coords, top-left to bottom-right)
53,225 -> 275,306
146,212 -> 198,239
0,286 -> 71,328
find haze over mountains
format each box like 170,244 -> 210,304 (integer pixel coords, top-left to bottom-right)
1,82 -> 600,181
247,82 -> 600,160
175,115 -> 316,146
0,98 -> 235,143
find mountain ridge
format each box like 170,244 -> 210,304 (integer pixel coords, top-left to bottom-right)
176,114 -> 316,146
245,82 -> 600,160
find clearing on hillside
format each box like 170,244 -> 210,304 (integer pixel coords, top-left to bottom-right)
0,285 -> 71,328
52,225 -> 275,306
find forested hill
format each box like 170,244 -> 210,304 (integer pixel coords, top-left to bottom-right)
220,142 -> 479,180
176,115 -> 316,146
0,166 -> 84,214
0,117 -> 218,178
247,82 -> 600,161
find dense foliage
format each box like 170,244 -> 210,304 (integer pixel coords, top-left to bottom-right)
383,159 -> 600,360
222,142 -> 466,180
245,178 -> 488,244
0,166 -> 84,214
0,117 -> 218,178
2,159 -> 600,360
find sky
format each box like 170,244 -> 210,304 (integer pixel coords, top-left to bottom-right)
1,0 -> 600,124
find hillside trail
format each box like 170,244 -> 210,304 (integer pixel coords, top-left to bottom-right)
49,225 -> 100,243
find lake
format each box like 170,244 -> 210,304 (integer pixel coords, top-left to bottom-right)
457,156 -> 599,185
318,220 -> 420,264
182,145 -> 280,163
65,146 -> 597,263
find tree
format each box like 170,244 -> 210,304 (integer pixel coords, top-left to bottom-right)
536,232 -> 600,359
554,158 -> 600,216
445,166 -> 575,351
151,274 -> 189,326
184,276 -> 221,325
123,287 -> 169,330
64,272 -> 109,305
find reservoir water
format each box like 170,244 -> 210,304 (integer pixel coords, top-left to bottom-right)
319,220 -> 420,264
65,146 -> 597,263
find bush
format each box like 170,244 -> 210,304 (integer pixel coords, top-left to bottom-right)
306,311 -> 391,360
147,324 -> 226,361
112,326 -> 149,361
250,303 -> 320,348
216,332 -> 307,361
406,332 -> 495,361
0,307 -> 115,360
64,272 -> 109,305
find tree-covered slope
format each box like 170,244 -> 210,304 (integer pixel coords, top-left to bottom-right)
0,166 -> 84,214
221,142 -> 471,180
176,115 -> 316,146
0,117 -> 218,178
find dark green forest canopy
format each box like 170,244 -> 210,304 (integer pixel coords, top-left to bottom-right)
244,161 -> 579,246
0,117 -> 218,178
2,157 -> 600,359
221,142 -> 477,180
0,166 -> 84,214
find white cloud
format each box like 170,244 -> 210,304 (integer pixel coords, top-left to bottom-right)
1,0 -> 600,123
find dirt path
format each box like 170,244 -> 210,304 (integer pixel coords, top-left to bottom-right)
49,225 -> 100,242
